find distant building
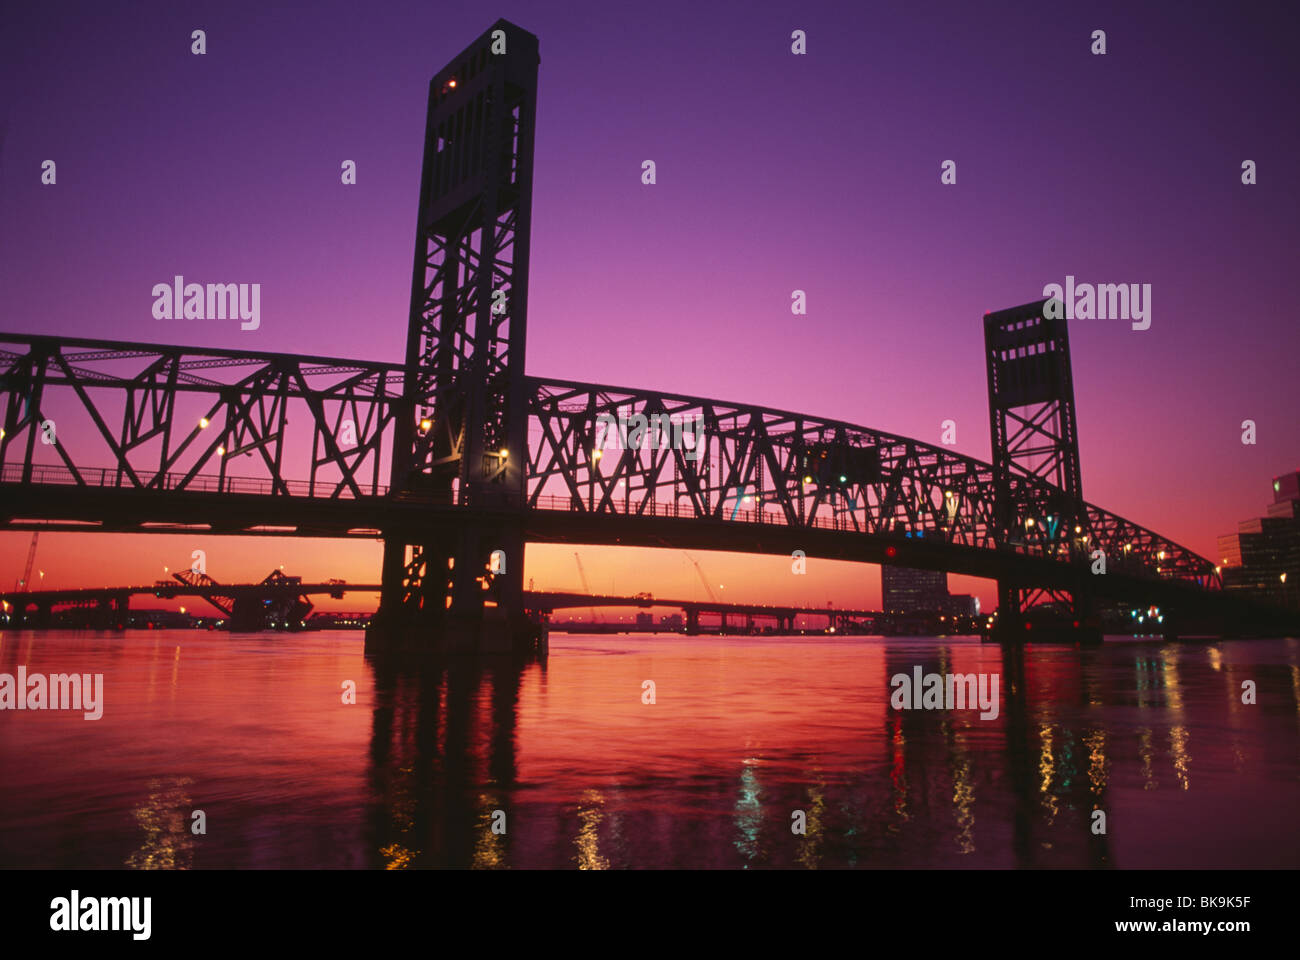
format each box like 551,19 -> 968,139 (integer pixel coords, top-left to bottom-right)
659,613 -> 684,629
1216,470 -> 1300,609
942,594 -> 979,617
881,566 -> 949,614
635,612 -> 654,629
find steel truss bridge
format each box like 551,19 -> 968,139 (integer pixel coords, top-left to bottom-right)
0,19 -> 1283,651
0,329 -> 1246,636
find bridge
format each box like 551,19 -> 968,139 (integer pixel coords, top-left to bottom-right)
1,19 -> 1291,652
1,576 -> 883,636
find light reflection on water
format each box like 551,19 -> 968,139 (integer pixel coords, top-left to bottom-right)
1,630 -> 1297,869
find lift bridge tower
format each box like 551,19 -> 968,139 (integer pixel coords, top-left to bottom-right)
984,298 -> 1099,642
371,19 -> 540,653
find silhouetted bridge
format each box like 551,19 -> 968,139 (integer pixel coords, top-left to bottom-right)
1,576 -> 880,635
1,19 -> 1292,651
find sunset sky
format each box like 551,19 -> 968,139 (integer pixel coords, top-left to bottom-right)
1,0 -> 1296,614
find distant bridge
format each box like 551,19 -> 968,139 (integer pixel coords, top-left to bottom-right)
0,574 -> 884,635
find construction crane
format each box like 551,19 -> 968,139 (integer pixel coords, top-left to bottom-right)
18,532 -> 39,592
573,552 -> 598,625
683,551 -> 717,602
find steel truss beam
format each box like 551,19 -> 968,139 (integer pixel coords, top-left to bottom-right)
0,332 -> 1220,597
525,376 -> 1219,593
0,334 -> 401,500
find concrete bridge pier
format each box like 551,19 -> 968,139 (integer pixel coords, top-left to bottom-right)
368,521 -> 543,657
7,602 -> 28,628
992,578 -> 1103,646
990,618 -> 1103,646
89,592 -> 128,630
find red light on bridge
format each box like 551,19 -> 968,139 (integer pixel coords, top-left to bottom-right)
1024,621 -> 1031,630
886,546 -> 896,558
1073,620 -> 1079,628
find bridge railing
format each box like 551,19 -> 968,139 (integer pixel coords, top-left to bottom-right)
0,462 -> 391,499
526,492 -> 995,544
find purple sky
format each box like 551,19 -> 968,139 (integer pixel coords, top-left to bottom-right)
2,0 -> 1297,609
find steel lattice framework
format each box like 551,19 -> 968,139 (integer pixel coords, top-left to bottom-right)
0,334 -> 401,500
378,20 -> 540,641
0,331 -> 1220,594
985,299 -> 1091,621
524,376 -> 1220,592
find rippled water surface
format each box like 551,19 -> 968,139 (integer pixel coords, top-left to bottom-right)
2,630 -> 1297,868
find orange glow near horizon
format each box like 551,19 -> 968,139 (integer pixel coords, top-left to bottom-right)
0,531 -> 996,614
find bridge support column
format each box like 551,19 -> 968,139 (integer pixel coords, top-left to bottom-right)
685,608 -> 700,636
445,523 -> 527,654
92,597 -> 115,630
993,580 -> 1102,645
369,521 -> 540,656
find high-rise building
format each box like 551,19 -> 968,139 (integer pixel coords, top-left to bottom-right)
1217,470 -> 1300,609
881,566 -> 949,614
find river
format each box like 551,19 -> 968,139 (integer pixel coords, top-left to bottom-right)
1,630 -> 1296,868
